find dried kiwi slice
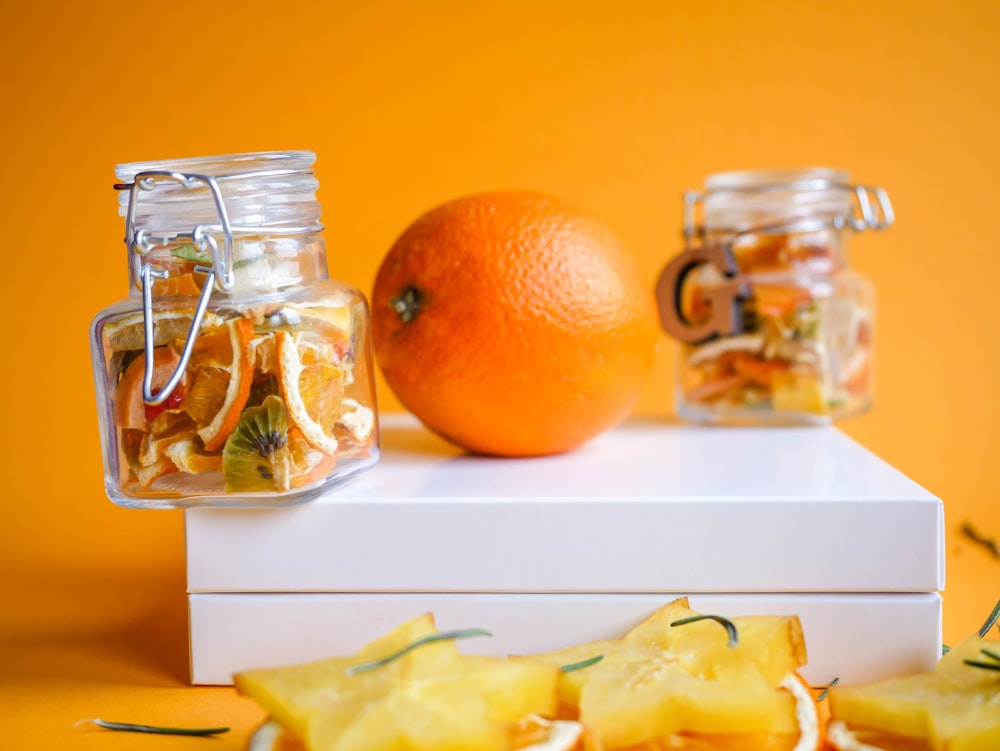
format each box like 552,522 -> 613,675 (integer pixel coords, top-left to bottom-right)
222,395 -> 293,492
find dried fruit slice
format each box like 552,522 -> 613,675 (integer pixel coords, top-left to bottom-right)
518,639 -> 619,715
524,598 -> 814,750
285,301 -> 352,342
115,347 -> 184,430
151,271 -> 202,297
235,614 -> 560,751
138,413 -> 197,467
828,634 -> 1000,751
599,673 -> 819,751
133,455 -> 176,488
247,716 -> 583,751
249,333 -> 278,376
185,317 -> 255,452
236,614 -> 448,740
287,427 -> 336,489
248,720 -> 300,751
105,309 -> 220,351
222,395 -> 292,492
276,329 -> 344,455
164,436 -> 223,474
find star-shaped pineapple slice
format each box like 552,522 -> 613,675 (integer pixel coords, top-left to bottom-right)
828,634 -> 1000,751
235,613 -> 560,751
521,597 -> 812,749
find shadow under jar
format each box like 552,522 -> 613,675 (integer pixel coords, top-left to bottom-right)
90,151 -> 379,508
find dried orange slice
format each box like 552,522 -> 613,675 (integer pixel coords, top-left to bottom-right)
782,672 -> 823,751
249,333 -> 278,375
114,346 -> 184,430
288,427 -> 337,488
184,317 -> 255,452
248,720 -> 302,751
151,271 -> 202,297
276,330 -> 344,456
105,309 -> 220,351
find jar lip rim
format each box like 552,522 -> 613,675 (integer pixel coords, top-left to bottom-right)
114,150 -> 317,182
704,167 -> 851,192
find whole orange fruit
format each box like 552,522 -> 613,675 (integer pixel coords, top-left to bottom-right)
371,191 -> 659,457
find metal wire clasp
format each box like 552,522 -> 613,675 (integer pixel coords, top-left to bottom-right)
682,181 -> 895,242
122,171 -> 236,406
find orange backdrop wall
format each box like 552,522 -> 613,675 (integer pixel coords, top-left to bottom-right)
0,0 -> 997,645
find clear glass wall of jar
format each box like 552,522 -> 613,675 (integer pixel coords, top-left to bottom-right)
656,168 -> 893,425
90,151 -> 379,508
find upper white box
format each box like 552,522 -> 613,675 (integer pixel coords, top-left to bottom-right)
186,415 -> 944,594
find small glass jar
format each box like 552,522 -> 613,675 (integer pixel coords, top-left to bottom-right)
90,151 -> 379,508
656,168 -> 893,425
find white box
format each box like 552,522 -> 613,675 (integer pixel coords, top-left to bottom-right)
185,415 -> 945,686
188,591 -> 942,686
187,416 -> 944,594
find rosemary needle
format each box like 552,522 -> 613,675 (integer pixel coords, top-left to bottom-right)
979,646 -> 1000,663
670,614 -> 740,648
345,628 -> 492,675
977,599 -> 1000,638
963,660 -> 1000,672
816,676 -> 840,702
77,718 -> 229,736
560,655 -> 604,673
961,522 -> 1000,559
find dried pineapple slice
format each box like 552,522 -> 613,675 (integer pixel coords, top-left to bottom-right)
248,716 -> 583,751
522,598 -> 814,749
828,635 -> 1000,751
235,613 -> 560,751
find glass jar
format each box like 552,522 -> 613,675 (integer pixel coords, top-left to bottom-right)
90,151 -> 379,508
656,168 -> 893,425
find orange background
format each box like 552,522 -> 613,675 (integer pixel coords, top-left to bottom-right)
1,1 -> 998,747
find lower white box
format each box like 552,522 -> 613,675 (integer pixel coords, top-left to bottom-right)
188,591 -> 941,687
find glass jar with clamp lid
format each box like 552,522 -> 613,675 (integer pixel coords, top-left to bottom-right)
90,151 -> 379,508
656,168 -> 893,425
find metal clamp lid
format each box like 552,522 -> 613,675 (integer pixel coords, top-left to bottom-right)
121,170 -> 235,406
682,181 -> 894,244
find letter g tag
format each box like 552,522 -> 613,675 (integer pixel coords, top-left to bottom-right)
655,242 -> 748,345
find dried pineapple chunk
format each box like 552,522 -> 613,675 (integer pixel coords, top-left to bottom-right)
521,598 -> 813,749
829,635 -> 1000,751
235,613 -> 560,751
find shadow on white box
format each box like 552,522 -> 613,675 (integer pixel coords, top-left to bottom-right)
185,415 -> 945,687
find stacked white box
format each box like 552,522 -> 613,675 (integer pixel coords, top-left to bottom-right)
186,414 -> 944,685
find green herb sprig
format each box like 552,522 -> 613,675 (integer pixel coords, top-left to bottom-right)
559,655 -> 604,673
670,614 -> 739,648
962,522 -> 1000,559
961,598 -> 1000,672
964,647 -> 1000,672
816,676 -> 840,702
976,599 -> 1000,637
345,628 -> 492,675
76,718 -> 229,736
